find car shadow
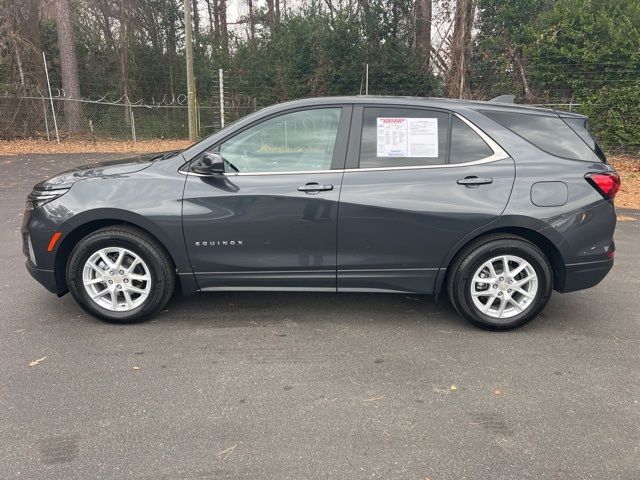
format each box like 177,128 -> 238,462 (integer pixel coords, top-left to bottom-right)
160,290 -> 472,331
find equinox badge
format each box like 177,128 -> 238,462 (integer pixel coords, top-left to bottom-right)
195,240 -> 244,246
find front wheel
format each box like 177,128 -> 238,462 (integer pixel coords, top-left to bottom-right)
66,226 -> 175,323
447,235 -> 553,330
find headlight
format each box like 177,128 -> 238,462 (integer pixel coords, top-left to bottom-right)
26,188 -> 69,210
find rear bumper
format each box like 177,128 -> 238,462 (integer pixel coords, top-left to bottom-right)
25,260 -> 62,295
558,258 -> 614,293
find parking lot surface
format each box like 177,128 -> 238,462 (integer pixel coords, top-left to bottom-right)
1,153 -> 639,479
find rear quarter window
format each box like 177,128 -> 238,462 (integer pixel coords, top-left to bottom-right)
450,116 -> 494,163
560,116 -> 607,162
481,110 -> 600,162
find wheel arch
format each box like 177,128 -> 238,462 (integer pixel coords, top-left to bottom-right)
53,213 -> 196,296
435,224 -> 566,297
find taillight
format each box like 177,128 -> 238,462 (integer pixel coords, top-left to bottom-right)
585,172 -> 620,199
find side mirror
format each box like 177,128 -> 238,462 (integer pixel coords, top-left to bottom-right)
191,152 -> 225,175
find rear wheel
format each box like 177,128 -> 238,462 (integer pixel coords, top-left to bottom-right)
447,235 -> 553,330
66,226 -> 175,323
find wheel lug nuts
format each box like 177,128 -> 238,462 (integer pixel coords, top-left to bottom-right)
108,280 -> 113,284
119,270 -> 124,275
109,271 -> 114,276
123,279 -> 129,283
116,284 -> 122,289
499,277 -> 504,281
507,289 -> 512,293
492,284 -> 498,289
498,292 -> 503,296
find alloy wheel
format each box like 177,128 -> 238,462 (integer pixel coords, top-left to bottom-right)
470,254 -> 538,319
82,247 -> 152,312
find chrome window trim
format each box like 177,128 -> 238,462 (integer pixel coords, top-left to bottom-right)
180,168 -> 337,177
180,112 -> 510,177
343,154 -> 506,173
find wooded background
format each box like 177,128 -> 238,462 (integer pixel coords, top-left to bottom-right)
1,0 -> 639,154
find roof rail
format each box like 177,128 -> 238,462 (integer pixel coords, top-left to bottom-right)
489,94 -> 516,104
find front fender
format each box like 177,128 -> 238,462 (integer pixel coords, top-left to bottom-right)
62,208 -> 192,273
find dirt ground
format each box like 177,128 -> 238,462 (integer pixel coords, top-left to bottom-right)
0,139 -> 638,209
0,139 -> 192,155
609,157 -> 640,210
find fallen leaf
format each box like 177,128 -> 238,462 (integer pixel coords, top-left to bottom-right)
450,385 -> 457,391
28,356 -> 47,367
617,215 -> 637,222
364,395 -> 385,402
216,443 -> 237,459
494,389 -> 501,395
13,329 -> 26,333
132,366 -> 141,371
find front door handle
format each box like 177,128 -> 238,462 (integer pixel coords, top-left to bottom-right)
297,183 -> 334,193
457,176 -> 493,187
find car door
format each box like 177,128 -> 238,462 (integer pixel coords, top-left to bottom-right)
337,105 -> 515,294
182,105 -> 351,290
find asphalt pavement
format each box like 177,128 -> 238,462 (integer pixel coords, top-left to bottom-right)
1,153 -> 639,479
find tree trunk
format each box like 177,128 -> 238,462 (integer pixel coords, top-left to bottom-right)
207,0 -> 220,45
218,0 -> 229,54
26,0 -> 47,91
204,0 -> 215,42
167,6 -> 177,98
118,0 -> 131,125
247,0 -> 255,40
55,0 -> 84,131
415,0 -> 431,75
509,46 -> 533,101
216,0 -> 228,52
445,0 -> 475,99
266,0 -> 276,35
11,35 -> 26,90
191,0 -> 201,47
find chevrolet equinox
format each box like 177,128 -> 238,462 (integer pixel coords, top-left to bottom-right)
22,97 -> 619,329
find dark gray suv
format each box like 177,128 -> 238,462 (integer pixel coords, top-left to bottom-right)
22,97 -> 619,329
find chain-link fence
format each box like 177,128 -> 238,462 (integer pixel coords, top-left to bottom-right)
0,95 -> 208,141
1,72 -> 639,158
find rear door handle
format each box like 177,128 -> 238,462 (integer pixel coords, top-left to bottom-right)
297,183 -> 334,193
457,176 -> 493,187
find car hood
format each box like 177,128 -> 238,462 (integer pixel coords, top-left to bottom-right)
34,151 -> 180,190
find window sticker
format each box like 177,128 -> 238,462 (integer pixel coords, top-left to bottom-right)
376,117 -> 438,157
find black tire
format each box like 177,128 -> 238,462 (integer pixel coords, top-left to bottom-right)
66,225 -> 175,323
447,234 -> 553,330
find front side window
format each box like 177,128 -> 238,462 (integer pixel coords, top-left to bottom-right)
219,108 -> 341,173
359,107 -> 449,168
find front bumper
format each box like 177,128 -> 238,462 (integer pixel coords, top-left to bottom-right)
25,259 -> 62,295
559,258 -> 614,293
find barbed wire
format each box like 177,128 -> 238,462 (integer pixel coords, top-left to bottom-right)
2,70 -> 640,156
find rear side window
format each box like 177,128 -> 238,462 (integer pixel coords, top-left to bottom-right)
450,117 -> 494,163
360,107 -> 449,167
481,110 -> 599,162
